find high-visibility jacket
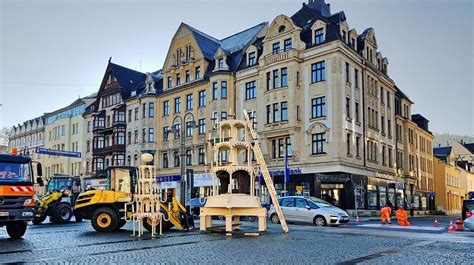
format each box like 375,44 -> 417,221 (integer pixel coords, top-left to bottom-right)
380,207 -> 391,221
396,208 -> 410,226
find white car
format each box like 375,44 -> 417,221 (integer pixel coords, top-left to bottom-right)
268,196 -> 349,226
464,210 -> 474,231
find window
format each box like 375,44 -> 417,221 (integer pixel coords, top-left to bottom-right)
273,103 -> 279,122
163,153 -> 169,168
86,140 -> 90,152
387,91 -> 391,108
134,130 -> 139,144
281,67 -> 288,87
271,137 -> 292,158
218,58 -> 224,68
186,94 -> 193,110
380,87 -> 384,103
221,111 -> 227,121
356,136 -> 360,157
248,52 -> 256,66
176,73 -> 181,85
266,105 -> 271,124
354,69 -> 359,88
245,81 -> 256,100
87,121 -> 91,132
174,97 -> 181,113
127,110 -> 132,122
312,133 -> 325,154
162,101 -> 170,116
212,112 -> 218,128
142,128 -> 147,143
127,131 -> 132,145
346,97 -> 351,118
167,76 -> 172,88
198,148 -> 205,165
173,151 -> 179,167
212,82 -> 218,100
315,28 -> 325,44
221,81 -> 227,99
220,150 -> 228,163
346,133 -> 351,155
163,126 -> 169,141
149,103 -> 155,118
266,72 -> 271,90
134,107 -> 139,120
387,119 -> 392,137
198,90 -> 206,107
382,145 -> 386,165
311,61 -> 325,83
186,121 -> 193,137
195,66 -> 201,79
186,150 -> 192,166
381,116 -> 385,134
355,102 -> 360,123
185,70 -> 190,83
148,128 -> 154,143
272,42 -> 280,55
198,118 -> 205,135
273,69 -> 279,89
345,62 -> 350,83
311,96 -> 325,118
281,102 -> 288,121
284,38 -> 292,51
173,124 -> 181,139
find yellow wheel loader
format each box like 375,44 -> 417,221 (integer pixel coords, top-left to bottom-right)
33,175 -> 82,225
74,166 -> 193,233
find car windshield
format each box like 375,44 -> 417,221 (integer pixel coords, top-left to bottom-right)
0,162 -> 32,183
47,177 -> 72,192
307,197 -> 333,207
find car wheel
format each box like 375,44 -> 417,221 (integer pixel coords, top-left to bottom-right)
313,216 -> 327,227
270,213 -> 280,224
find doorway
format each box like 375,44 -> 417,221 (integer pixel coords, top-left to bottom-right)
321,183 -> 344,208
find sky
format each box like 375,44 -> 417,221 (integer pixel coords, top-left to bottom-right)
0,0 -> 473,135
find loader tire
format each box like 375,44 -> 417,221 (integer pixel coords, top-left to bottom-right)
51,203 -> 72,224
91,207 -> 119,233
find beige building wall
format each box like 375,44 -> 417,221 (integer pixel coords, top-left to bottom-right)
434,157 -> 464,214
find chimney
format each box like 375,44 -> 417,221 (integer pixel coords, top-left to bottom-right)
306,0 -> 331,17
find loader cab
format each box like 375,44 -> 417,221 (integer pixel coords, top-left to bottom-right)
106,166 -> 138,194
46,175 -> 81,194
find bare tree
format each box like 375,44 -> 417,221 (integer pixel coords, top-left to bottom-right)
0,127 -> 13,146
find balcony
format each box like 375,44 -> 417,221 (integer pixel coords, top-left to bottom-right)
263,49 -> 299,65
93,144 -> 126,155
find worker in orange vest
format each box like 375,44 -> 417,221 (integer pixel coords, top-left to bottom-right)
380,204 -> 392,225
396,206 -> 411,226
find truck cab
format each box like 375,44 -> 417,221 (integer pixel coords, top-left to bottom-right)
0,153 -> 42,239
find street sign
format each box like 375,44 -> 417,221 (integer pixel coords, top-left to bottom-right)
396,182 -> 404,190
35,147 -> 81,158
156,175 -> 181,183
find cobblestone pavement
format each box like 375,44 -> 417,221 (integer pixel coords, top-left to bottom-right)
0,216 -> 472,264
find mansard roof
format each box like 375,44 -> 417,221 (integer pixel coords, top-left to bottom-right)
433,146 -> 452,158
186,24 -> 221,60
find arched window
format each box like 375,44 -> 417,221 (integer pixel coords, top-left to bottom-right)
133,154 -> 138,166
278,25 -> 286,33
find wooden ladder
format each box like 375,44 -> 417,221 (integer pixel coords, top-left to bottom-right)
243,110 -> 289,234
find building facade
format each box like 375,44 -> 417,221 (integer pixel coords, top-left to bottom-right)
42,96 -> 95,179
9,116 -> 46,162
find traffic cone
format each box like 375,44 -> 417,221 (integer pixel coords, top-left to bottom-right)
434,218 -> 439,227
448,220 -> 455,233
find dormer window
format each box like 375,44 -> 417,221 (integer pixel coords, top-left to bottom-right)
218,58 -> 224,68
315,28 -> 325,45
167,76 -> 172,88
350,37 -> 356,49
284,38 -> 292,52
342,30 -> 347,42
272,42 -> 280,55
248,52 -> 256,66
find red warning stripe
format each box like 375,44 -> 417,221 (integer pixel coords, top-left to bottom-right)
10,186 -> 34,192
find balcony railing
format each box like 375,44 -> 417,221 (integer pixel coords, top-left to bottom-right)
263,49 -> 298,65
92,144 -> 126,155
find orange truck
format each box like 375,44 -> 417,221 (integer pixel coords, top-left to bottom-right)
0,152 -> 43,239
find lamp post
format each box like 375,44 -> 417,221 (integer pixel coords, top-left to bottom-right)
169,112 -> 196,205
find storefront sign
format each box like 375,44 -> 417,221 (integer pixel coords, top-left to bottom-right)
161,181 -> 177,189
375,172 -> 396,180
193,173 -> 213,187
35,147 -> 81,158
296,185 -> 303,191
269,168 -> 302,176
156,175 -> 181,183
314,175 -> 350,182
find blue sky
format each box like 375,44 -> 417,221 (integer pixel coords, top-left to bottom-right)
0,0 -> 472,135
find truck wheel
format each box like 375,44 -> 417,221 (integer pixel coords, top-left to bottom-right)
6,221 -> 27,240
51,203 -> 72,224
91,207 -> 119,233
116,219 -> 127,230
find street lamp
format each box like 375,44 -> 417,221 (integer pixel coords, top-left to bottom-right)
168,112 -> 196,205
